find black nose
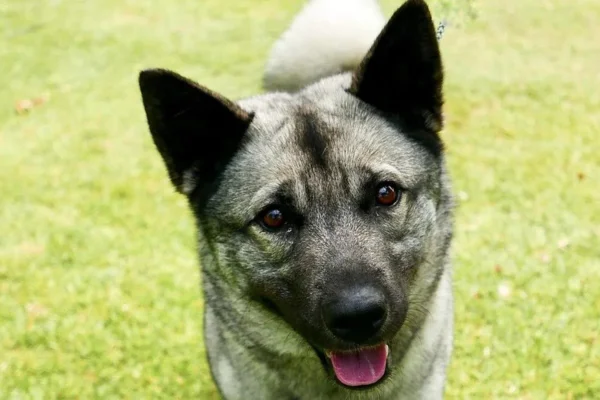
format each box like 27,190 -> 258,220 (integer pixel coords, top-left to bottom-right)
322,286 -> 388,343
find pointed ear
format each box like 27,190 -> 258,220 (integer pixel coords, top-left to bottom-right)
138,69 -> 253,194
349,0 -> 443,133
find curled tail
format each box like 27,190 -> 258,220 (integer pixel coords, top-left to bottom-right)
262,0 -> 386,92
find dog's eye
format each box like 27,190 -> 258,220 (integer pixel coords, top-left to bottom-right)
259,207 -> 285,230
375,182 -> 400,206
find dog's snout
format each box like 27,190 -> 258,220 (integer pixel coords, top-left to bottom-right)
322,286 -> 388,343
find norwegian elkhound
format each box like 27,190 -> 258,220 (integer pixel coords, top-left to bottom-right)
137,0 -> 454,398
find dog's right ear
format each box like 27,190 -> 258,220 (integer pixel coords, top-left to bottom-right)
138,69 -> 253,195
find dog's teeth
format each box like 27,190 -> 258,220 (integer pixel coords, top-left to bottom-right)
385,345 -> 389,358
325,350 -> 333,358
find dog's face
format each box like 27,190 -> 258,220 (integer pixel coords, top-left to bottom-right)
139,0 -> 450,390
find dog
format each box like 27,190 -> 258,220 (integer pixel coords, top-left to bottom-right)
138,0 -> 454,398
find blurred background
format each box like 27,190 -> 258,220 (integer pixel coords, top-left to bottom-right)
1,0 -> 598,398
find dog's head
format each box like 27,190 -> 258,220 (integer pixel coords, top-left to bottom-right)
139,0 -> 452,390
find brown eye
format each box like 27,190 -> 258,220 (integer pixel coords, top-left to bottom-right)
375,183 -> 399,206
260,208 -> 285,229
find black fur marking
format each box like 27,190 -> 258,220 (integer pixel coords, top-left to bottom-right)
295,110 -> 329,167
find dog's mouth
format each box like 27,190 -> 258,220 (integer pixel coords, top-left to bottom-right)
315,343 -> 390,388
256,296 -> 391,388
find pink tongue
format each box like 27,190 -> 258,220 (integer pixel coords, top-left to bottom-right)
329,344 -> 387,387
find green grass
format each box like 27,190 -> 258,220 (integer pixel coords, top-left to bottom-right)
1,0 -> 598,398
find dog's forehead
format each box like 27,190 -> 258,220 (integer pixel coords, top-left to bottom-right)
238,87 -> 434,177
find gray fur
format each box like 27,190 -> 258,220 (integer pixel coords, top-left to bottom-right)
138,1 -> 455,399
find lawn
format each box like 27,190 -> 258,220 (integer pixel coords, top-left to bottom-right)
1,0 -> 598,398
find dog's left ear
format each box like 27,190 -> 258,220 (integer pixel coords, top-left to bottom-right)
349,0 -> 443,134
